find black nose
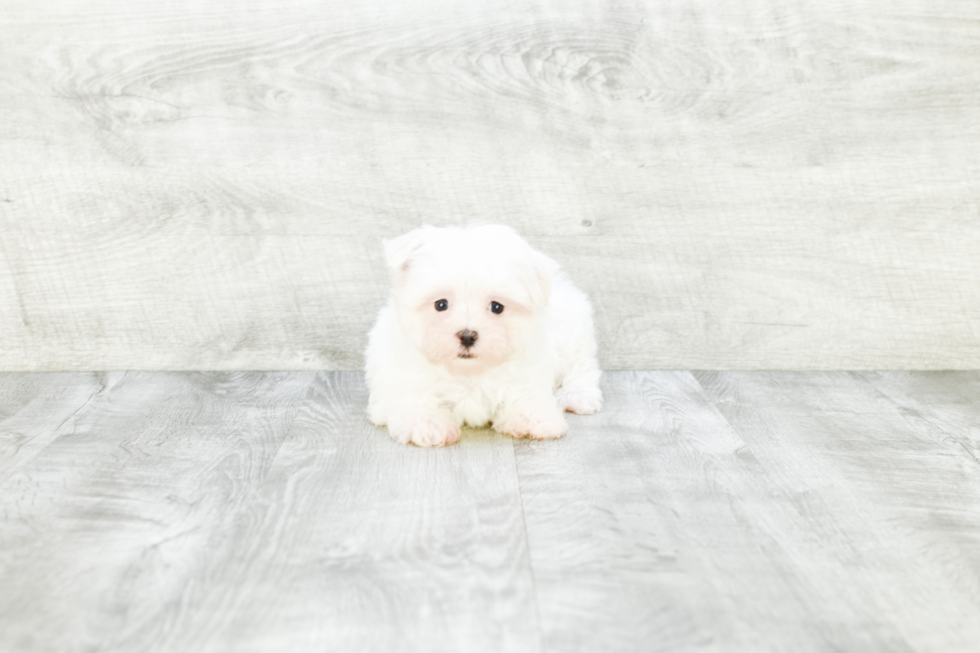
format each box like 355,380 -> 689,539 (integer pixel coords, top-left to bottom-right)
456,329 -> 478,348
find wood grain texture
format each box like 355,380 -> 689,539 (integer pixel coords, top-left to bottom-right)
162,372 -> 538,653
2,371 -> 980,651
694,371 -> 980,652
1,0 -> 979,370
0,371 -> 315,653
0,373 -> 106,482
518,371 -> 980,651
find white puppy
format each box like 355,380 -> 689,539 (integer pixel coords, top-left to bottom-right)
365,223 -> 602,447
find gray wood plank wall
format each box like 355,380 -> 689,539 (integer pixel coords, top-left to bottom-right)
2,0 -> 978,371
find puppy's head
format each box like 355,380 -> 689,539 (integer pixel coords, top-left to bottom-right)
383,224 -> 559,376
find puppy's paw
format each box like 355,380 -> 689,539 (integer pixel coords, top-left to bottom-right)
557,385 -> 603,415
389,411 -> 461,448
494,405 -> 567,440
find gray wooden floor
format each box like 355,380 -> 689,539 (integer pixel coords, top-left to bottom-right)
1,371 -> 978,652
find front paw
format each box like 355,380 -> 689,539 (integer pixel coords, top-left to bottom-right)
494,404 -> 567,440
557,385 -> 603,415
388,411 -> 461,448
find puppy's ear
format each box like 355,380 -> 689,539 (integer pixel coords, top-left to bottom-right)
383,227 -> 429,274
527,250 -> 561,307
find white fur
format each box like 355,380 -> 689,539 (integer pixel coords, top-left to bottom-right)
365,224 -> 602,447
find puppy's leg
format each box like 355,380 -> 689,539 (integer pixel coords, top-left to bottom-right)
493,389 -> 568,440
386,403 -> 461,448
367,367 -> 460,447
556,360 -> 603,415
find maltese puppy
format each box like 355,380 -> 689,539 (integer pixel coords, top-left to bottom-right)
365,223 -> 602,447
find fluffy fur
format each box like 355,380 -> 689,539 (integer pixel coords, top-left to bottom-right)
365,224 -> 602,447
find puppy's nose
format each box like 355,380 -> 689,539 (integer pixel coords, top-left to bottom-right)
456,329 -> 478,348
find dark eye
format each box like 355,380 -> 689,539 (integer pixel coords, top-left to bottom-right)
490,301 -> 504,314
434,299 -> 449,312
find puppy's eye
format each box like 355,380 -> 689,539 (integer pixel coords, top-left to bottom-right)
490,301 -> 504,315
434,299 -> 449,312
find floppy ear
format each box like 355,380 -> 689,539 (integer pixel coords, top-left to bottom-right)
382,227 -> 430,275
527,249 -> 561,307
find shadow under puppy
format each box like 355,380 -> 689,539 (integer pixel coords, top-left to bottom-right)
365,224 -> 602,447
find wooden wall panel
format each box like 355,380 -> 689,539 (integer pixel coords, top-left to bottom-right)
1,0 -> 978,370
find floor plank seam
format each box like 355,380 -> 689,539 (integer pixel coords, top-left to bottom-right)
858,372 -> 980,469
511,438 -> 546,653
0,373 -> 108,492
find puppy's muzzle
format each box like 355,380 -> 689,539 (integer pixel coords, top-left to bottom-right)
456,329 -> 478,349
